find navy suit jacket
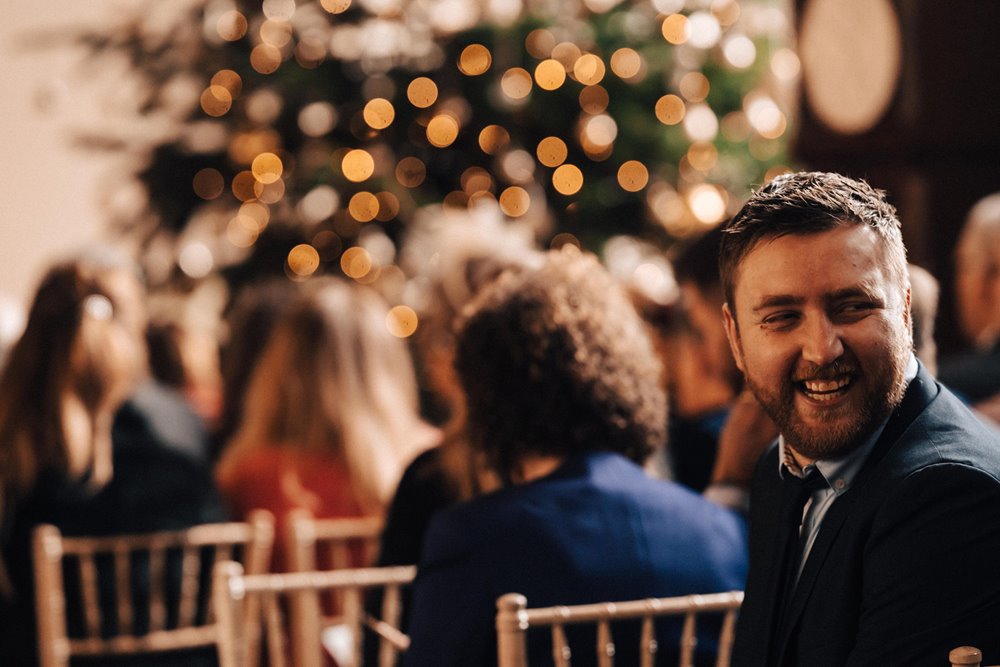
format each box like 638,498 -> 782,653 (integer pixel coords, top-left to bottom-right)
403,451 -> 748,666
733,364 -> 1000,666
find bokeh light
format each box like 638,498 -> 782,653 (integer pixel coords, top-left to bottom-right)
298,102 -> 338,137
655,94 -> 686,125
211,70 -> 242,97
552,164 -> 583,195
178,242 -> 214,278
250,44 -> 282,74
341,246 -> 373,278
348,191 -> 379,222
534,59 -> 566,90
579,85 -> 609,114
200,86 -> 232,117
617,161 -> 649,192
363,98 -> 395,129
661,14 -> 689,45
320,0 -> 351,13
395,157 -> 426,187
499,186 -> 531,217
193,168 -> 224,200
251,152 -> 283,184
342,149 -> 375,182
478,125 -> 510,154
536,137 -> 568,167
407,77 -> 439,108
217,11 -> 248,41
231,171 -> 258,201
287,244 -> 321,277
680,72 -> 710,102
459,44 -> 492,75
375,191 -> 400,221
426,114 -> 459,147
610,48 -> 643,80
501,68 -> 533,100
386,305 -> 418,338
573,54 -> 606,86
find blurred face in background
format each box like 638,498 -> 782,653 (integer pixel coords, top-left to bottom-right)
681,281 -> 741,392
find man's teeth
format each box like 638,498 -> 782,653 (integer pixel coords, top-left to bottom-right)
802,377 -> 850,394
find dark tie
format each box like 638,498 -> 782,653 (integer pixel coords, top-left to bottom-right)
770,468 -> 828,662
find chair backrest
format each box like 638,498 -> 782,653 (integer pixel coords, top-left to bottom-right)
32,510 -> 274,667
286,511 -> 383,573
213,560 -> 416,667
495,590 -> 744,667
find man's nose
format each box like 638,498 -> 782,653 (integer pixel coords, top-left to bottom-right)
800,316 -> 844,367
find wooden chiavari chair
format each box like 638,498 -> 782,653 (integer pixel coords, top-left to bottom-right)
32,510 -> 273,667
495,590 -> 744,667
213,560 -> 415,667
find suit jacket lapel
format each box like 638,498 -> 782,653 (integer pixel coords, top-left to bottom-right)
772,363 -> 939,659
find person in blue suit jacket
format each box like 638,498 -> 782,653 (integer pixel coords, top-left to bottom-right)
402,248 -> 749,667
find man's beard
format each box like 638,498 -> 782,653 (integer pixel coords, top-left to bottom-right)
742,342 -> 910,461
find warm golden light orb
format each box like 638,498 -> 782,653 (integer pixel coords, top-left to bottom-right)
407,77 -> 439,108
499,186 -> 531,217
661,14 -> 690,44
363,98 -> 395,130
386,305 -> 418,338
252,152 -> 283,184
655,94 -> 686,125
459,44 -> 492,76
342,149 -> 375,182
478,125 -> 510,154
426,115 -> 460,148
573,54 -> 606,86
287,244 -> 321,277
348,192 -> 379,222
552,164 -> 584,195
534,59 -> 567,91
536,137 -> 568,167
617,161 -> 649,192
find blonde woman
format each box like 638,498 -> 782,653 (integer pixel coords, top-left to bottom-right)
0,254 -> 225,666
217,278 -> 438,571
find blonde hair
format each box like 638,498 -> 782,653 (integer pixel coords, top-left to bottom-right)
220,279 -> 429,512
0,259 -> 145,513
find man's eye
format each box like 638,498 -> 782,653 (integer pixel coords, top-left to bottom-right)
835,302 -> 875,320
762,312 -> 798,327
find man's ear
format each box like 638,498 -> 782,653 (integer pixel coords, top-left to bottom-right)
722,302 -> 745,374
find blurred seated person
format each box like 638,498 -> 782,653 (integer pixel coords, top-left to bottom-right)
908,263 -> 940,375
378,206 -> 540,570
403,248 -> 748,667
213,278 -> 299,461
0,253 -> 225,666
939,193 -> 1000,402
109,260 -> 214,469
216,278 -> 438,572
665,227 -> 744,491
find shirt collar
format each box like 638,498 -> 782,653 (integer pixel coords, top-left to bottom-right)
778,354 -> 919,495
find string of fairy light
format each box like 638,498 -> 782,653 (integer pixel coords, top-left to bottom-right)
168,0 -> 796,337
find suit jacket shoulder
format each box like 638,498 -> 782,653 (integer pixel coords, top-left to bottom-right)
735,366 -> 1000,667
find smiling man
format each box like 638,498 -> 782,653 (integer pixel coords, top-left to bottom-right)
719,172 -> 1000,666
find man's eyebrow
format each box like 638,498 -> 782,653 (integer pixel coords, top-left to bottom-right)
752,294 -> 803,312
826,286 -> 882,303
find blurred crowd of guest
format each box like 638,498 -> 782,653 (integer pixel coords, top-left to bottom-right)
1,189 -> 999,665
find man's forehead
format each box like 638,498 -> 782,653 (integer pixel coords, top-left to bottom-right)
731,228 -> 899,301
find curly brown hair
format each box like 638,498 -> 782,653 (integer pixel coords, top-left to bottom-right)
454,247 -> 667,482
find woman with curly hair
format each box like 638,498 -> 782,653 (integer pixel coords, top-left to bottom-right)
403,247 -> 748,666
